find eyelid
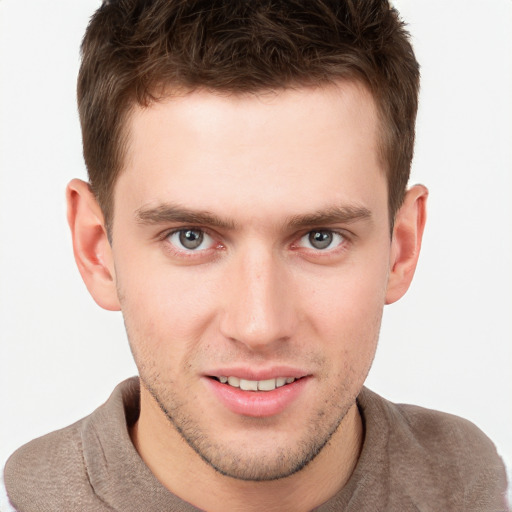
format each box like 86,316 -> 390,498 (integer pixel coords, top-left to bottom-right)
292,228 -> 352,252
170,229 -> 214,251
160,226 -> 223,258
158,225 -> 214,242
157,225 -> 352,260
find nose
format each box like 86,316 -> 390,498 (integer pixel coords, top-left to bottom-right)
219,246 -> 297,352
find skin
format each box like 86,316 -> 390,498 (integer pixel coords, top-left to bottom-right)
67,82 -> 427,511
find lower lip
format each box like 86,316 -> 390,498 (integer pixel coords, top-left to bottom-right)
204,377 -> 309,418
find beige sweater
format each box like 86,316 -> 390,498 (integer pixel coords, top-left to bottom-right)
4,378 -> 508,511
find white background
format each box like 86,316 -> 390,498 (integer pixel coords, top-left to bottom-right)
1,0 -> 511,496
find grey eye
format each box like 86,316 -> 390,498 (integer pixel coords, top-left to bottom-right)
308,230 -> 334,249
179,229 -> 203,249
297,230 -> 345,251
168,229 -> 214,251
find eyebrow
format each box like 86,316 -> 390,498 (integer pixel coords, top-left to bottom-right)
285,205 -> 372,229
135,203 -> 236,230
135,203 -> 372,230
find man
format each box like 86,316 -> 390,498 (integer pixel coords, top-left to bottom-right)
3,0 -> 507,510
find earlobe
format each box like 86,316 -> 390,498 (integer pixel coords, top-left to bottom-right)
385,184 -> 428,305
66,179 -> 121,311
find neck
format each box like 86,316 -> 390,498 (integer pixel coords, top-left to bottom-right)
131,385 -> 363,512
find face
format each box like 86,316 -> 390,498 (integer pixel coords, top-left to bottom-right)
111,83 -> 393,481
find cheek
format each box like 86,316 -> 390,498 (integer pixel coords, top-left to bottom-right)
299,257 -> 388,359
115,261 -> 222,354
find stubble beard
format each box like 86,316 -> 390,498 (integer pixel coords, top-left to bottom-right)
120,287 -> 380,483
138,371 -> 355,482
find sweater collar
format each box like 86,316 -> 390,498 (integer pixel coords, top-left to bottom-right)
81,378 -> 386,512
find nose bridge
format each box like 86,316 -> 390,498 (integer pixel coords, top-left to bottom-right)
220,242 -> 295,350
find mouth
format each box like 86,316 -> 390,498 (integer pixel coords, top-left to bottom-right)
205,373 -> 309,417
209,376 -> 298,392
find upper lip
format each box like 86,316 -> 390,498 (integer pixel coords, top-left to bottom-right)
204,366 -> 310,381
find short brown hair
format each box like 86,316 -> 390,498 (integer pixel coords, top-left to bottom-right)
78,0 -> 420,231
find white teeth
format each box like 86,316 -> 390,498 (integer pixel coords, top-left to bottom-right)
227,376 -> 240,387
219,376 -> 297,391
258,379 -> 277,391
276,377 -> 287,388
240,379 -> 258,391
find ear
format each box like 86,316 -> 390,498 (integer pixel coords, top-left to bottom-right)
385,184 -> 428,305
66,179 -> 121,311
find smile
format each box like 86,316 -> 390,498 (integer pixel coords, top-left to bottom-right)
206,374 -> 309,417
213,376 -> 297,391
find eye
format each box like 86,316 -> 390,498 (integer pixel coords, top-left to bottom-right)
298,230 -> 345,250
167,229 -> 215,251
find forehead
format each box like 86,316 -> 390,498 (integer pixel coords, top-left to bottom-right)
116,82 -> 386,225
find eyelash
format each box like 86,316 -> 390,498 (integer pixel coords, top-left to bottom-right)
160,227 -> 223,259
160,227 -> 352,259
295,230 -> 348,252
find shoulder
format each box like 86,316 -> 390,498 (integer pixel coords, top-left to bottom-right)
391,397 -> 503,473
1,470 -> 17,512
2,378 -> 140,512
3,417 -> 109,512
358,388 -> 508,510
